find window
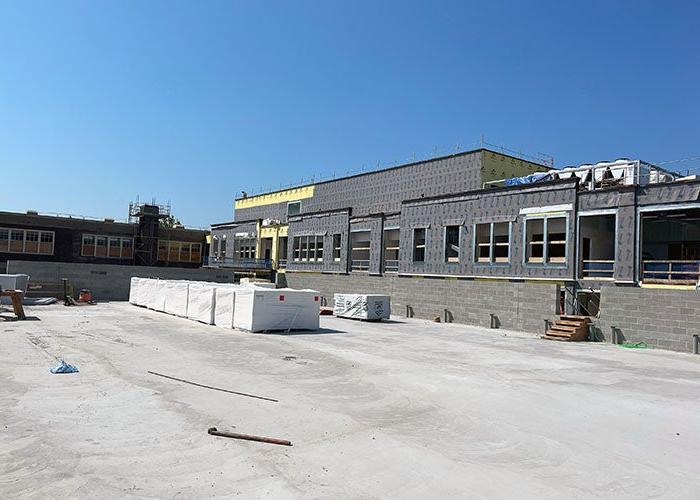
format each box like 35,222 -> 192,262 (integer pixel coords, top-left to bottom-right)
158,240 -> 168,261
24,230 -> 39,253
179,243 -> 191,262
350,230 -> 371,271
293,236 -> 301,261
157,239 -> 203,262
333,234 -> 341,261
39,231 -> 54,254
444,226 -> 460,263
301,236 -> 309,261
525,216 -> 567,264
0,228 -> 8,252
10,230 -> 24,252
212,237 -> 219,256
95,236 -> 108,257
121,238 -> 133,259
109,237 -> 121,258
413,228 -> 426,262
82,235 -> 96,256
475,222 -> 511,264
383,228 -> 400,272
316,236 -> 323,262
0,228 -> 55,255
82,234 -> 132,258
220,237 -> 227,259
190,243 -> 201,262
287,201 -> 301,217
308,236 -> 316,262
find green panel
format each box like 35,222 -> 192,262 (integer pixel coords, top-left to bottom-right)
480,150 -> 549,185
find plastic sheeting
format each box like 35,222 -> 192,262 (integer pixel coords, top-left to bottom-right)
233,287 -> 320,332
214,286 -> 236,328
334,294 -> 391,320
503,172 -> 553,186
187,282 -> 218,325
163,281 -> 190,317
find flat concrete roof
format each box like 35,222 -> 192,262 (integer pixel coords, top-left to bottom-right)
2,303 -> 699,497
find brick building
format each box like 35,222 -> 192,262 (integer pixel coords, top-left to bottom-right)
1,207 -> 208,269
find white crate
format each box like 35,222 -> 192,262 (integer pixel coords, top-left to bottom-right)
334,294 -> 391,321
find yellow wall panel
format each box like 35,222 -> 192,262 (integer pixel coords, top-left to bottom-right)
235,185 -> 315,210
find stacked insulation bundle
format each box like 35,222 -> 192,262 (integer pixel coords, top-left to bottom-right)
129,277 -> 320,332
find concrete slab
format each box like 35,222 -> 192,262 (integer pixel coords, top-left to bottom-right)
1,303 -> 699,498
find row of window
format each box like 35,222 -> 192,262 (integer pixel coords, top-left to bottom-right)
410,216 -> 567,265
0,228 -> 55,255
292,235 -> 342,263
157,240 -> 202,263
81,234 -> 134,259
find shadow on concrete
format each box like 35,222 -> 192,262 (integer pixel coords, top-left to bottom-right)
262,327 -> 345,336
0,315 -> 41,322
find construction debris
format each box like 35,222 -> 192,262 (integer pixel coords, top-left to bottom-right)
50,360 -> 79,374
147,371 -> 278,402
207,427 -> 292,447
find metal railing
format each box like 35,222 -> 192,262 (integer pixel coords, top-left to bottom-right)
642,260 -> 700,284
384,260 -> 399,272
351,259 -> 370,272
581,260 -> 615,279
208,256 -> 273,270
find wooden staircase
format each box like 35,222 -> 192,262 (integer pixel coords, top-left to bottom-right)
542,315 -> 590,342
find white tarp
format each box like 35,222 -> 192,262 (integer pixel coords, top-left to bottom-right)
163,280 -> 190,317
187,282 -> 218,325
233,286 -> 320,332
214,286 -> 236,328
129,277 -> 147,305
334,293 -> 391,320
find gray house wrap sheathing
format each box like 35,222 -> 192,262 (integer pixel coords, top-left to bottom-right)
210,148 -> 700,352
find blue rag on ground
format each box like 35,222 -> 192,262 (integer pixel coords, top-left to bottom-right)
50,360 -> 79,374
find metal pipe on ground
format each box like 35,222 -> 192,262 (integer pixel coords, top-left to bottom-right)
208,427 -> 292,446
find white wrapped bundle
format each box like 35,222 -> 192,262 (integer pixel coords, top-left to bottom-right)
187,282 -> 218,325
163,280 -> 190,317
233,286 -> 320,332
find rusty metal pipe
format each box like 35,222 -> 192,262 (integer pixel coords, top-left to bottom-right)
208,427 -> 292,446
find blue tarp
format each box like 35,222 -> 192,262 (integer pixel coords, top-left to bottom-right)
50,360 -> 79,374
504,172 -> 553,186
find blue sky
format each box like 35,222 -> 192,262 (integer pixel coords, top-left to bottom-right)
1,0 -> 698,227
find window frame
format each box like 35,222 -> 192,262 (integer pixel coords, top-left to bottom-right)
523,214 -> 569,266
332,234 -> 342,261
443,225 -> 461,264
473,222 -> 512,265
412,227 -> 427,263
0,227 -> 55,255
287,201 -> 302,217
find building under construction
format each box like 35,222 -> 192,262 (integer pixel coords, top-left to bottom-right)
0,203 -> 208,269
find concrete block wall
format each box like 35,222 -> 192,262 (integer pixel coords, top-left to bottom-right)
595,287 -> 700,352
282,272 -> 559,333
7,260 -> 239,301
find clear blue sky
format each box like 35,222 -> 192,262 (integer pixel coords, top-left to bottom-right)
1,1 -> 698,227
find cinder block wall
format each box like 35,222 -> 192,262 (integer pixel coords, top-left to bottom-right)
6,260 -> 239,301
282,272 -> 559,333
595,287 -> 700,352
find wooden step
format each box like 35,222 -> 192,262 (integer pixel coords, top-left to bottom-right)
560,315 -> 590,322
557,319 -> 586,327
541,334 -> 572,341
550,324 -> 577,333
544,330 -> 572,338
